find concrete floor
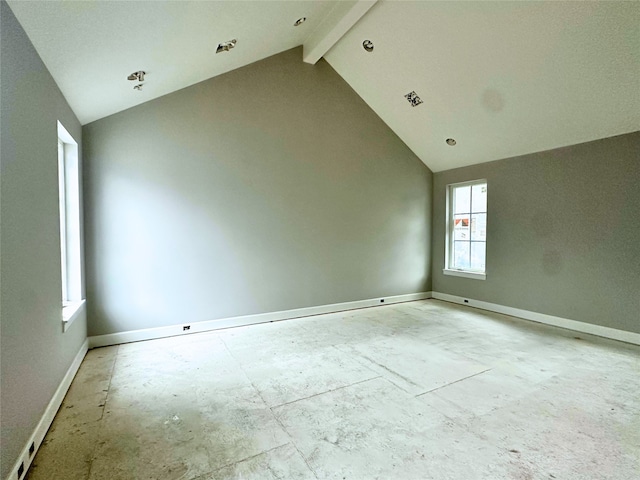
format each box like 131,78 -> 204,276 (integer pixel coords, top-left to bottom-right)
26,300 -> 639,480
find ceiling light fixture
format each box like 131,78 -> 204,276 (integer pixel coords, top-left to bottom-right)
404,91 -> 423,107
294,17 -> 306,26
446,138 -> 457,146
362,40 -> 374,52
216,39 -> 237,54
127,71 -> 145,82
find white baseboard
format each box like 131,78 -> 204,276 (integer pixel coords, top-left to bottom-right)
8,338 -> 89,480
432,292 -> 640,346
89,292 -> 433,349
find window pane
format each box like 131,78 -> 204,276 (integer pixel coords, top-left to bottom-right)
448,180 -> 487,274
454,185 -> 471,214
453,214 -> 470,240
453,241 -> 470,269
471,241 -> 486,271
471,183 -> 487,213
58,141 -> 67,302
471,213 -> 486,241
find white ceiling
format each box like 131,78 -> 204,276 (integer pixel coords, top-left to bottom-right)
325,1 -> 640,171
6,0 -> 341,125
7,1 -> 640,172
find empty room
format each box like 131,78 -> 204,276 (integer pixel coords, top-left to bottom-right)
1,1 -> 639,479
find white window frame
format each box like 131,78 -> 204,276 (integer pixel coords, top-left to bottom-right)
443,179 -> 487,280
57,121 -> 85,331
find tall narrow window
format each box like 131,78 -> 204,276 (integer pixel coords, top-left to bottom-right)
444,180 -> 487,280
57,121 -> 84,329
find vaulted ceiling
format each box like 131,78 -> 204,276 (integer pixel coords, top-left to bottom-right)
7,0 -> 640,172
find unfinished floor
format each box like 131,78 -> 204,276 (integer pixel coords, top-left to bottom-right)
26,299 -> 639,480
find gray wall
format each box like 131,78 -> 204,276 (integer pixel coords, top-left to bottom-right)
0,2 -> 87,478
83,47 -> 432,337
432,132 -> 640,334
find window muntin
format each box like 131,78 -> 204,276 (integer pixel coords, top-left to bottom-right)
447,180 -> 487,275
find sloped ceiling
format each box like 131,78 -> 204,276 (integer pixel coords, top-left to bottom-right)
325,1 -> 640,171
7,0 -> 640,172
5,0 -> 343,124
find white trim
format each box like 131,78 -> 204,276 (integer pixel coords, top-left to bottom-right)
56,120 -> 76,145
446,178 -> 489,189
62,299 -> 86,332
57,122 -> 83,305
88,292 -> 433,348
442,269 -> 486,280
432,292 -> 640,346
7,339 -> 89,480
445,179 -> 488,274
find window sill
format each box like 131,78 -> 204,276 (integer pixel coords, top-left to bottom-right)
63,300 -> 86,332
443,269 -> 486,280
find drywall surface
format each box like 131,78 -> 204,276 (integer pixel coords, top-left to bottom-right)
432,132 -> 640,334
0,2 -> 87,478
83,47 -> 432,336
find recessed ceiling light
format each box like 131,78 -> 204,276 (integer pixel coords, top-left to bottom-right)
362,40 -> 374,52
127,71 -> 145,81
294,17 -> 306,26
446,138 -> 457,146
404,91 -> 423,107
216,39 -> 237,54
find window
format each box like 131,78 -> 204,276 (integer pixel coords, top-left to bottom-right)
444,180 -> 487,280
57,121 -> 85,330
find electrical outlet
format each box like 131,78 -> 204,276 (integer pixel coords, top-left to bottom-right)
183,325 -> 191,331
